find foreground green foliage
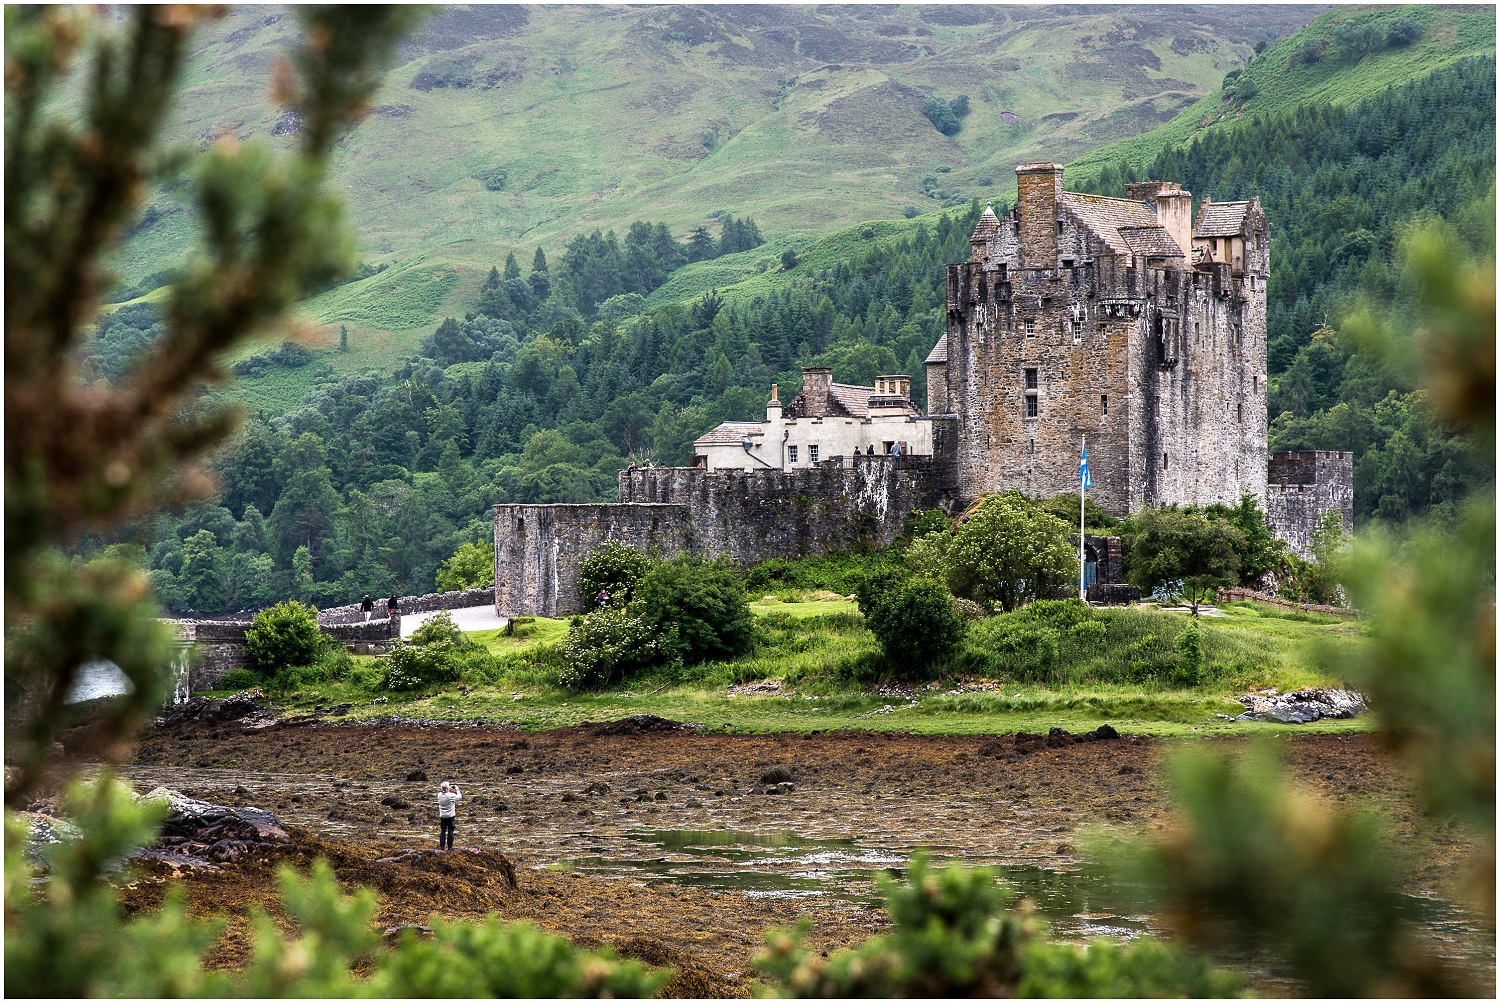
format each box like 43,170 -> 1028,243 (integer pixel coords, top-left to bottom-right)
755,853 -> 1241,997
576,540 -> 657,611
4,779 -> 668,998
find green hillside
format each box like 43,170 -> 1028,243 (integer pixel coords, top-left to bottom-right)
1065,4 -> 1495,183
120,3 -> 1327,350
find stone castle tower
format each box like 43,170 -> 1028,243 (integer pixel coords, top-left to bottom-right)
925,162 -> 1271,515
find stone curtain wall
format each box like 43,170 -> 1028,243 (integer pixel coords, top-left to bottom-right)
177,617 -> 402,692
497,449 -> 964,617
493,503 -> 693,618
1265,450 -> 1354,560
319,587 -> 494,624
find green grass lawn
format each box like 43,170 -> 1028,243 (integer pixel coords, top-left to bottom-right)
254,596 -> 1369,739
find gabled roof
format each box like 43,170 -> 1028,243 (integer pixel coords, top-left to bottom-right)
924,334 -> 948,365
784,382 -> 920,419
1195,200 -> 1254,238
694,422 -> 764,446
970,203 -> 1001,242
1118,224 -> 1185,257
1058,192 -> 1161,255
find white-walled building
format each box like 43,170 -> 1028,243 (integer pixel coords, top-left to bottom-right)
693,366 -> 935,471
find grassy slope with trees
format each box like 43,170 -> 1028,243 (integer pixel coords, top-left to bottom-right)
113,4 -> 1325,361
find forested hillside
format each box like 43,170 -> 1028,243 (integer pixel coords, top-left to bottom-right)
96,31 -> 1494,614
110,4 -> 1325,354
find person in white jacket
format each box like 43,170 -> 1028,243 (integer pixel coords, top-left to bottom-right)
437,781 -> 462,850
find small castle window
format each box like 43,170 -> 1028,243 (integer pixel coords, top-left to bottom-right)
1024,368 -> 1039,420
1026,396 -> 1038,419
788,445 -> 798,464
809,444 -> 820,463
1056,220 -> 1064,235
1024,368 -> 1038,390
1238,400 -> 1244,424
1023,319 -> 1036,338
1162,452 -> 1169,471
998,263 -> 1008,280
1027,438 -> 1034,454
516,518 -> 524,533
1101,394 -> 1108,418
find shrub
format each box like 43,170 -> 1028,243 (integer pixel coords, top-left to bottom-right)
382,610 -> 486,691
219,668 -> 260,691
632,556 -> 753,664
577,542 -> 658,612
243,600 -> 322,676
905,507 -> 950,538
559,607 -> 670,689
856,573 -> 964,676
1173,620 -> 1205,686
903,205 -> 920,218
1386,16 -> 1422,46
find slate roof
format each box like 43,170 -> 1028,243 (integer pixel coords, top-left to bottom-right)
970,203 -> 1001,242
924,334 -> 948,365
1058,192 -> 1162,255
1118,224 -> 1185,257
784,382 -> 920,419
694,422 -> 764,446
1195,200 -> 1253,238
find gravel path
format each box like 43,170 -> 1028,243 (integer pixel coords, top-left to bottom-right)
400,604 -> 507,639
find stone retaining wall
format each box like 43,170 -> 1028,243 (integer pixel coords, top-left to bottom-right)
1216,587 -> 1357,617
317,587 -> 494,624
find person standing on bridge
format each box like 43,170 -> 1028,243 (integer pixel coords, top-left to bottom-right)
437,780 -> 462,851
386,594 -> 399,620
361,594 -> 374,622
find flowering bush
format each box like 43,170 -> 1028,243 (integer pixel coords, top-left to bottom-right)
559,607 -> 673,690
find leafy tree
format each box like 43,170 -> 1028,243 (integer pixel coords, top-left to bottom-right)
243,600 -> 323,676
1386,17 -> 1422,46
854,572 -> 964,676
577,541 -> 658,611
631,555 -> 753,664
1334,21 -> 1385,62
434,539 -> 495,591
942,492 -> 1074,611
1121,507 -> 1244,612
177,529 -> 225,613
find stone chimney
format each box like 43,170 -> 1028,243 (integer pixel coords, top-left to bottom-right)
801,367 -> 833,417
1154,189 -> 1193,260
877,374 -> 911,399
1015,162 -> 1064,270
1126,180 -> 1193,259
766,383 -> 782,422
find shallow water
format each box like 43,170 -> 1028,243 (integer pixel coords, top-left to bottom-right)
557,826 -> 1150,941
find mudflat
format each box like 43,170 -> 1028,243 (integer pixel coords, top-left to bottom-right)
109,714 -> 1479,996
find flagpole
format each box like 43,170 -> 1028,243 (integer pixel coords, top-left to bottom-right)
1079,435 -> 1086,602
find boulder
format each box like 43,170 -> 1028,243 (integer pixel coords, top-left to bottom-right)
141,787 -> 290,843
760,767 -> 794,785
158,689 -> 268,726
406,769 -> 428,782
1236,689 -> 1367,724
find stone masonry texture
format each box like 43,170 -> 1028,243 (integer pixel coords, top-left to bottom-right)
492,163 -> 1352,616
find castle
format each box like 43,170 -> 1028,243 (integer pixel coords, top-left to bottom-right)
495,163 -> 1352,617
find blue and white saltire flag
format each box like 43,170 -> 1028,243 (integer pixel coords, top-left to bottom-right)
1080,440 -> 1093,490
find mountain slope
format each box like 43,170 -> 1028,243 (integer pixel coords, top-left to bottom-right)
121,4 -> 1326,342
1065,4 -> 1494,183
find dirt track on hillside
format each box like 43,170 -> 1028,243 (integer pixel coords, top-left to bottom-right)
87,716 -> 1482,996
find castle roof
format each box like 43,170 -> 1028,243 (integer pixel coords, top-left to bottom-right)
1195,200 -> 1254,238
694,422 -> 764,446
970,203 -> 1001,242
1059,191 -> 1165,255
924,334 -> 948,365
1118,224 -> 1186,257
784,381 -> 920,420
